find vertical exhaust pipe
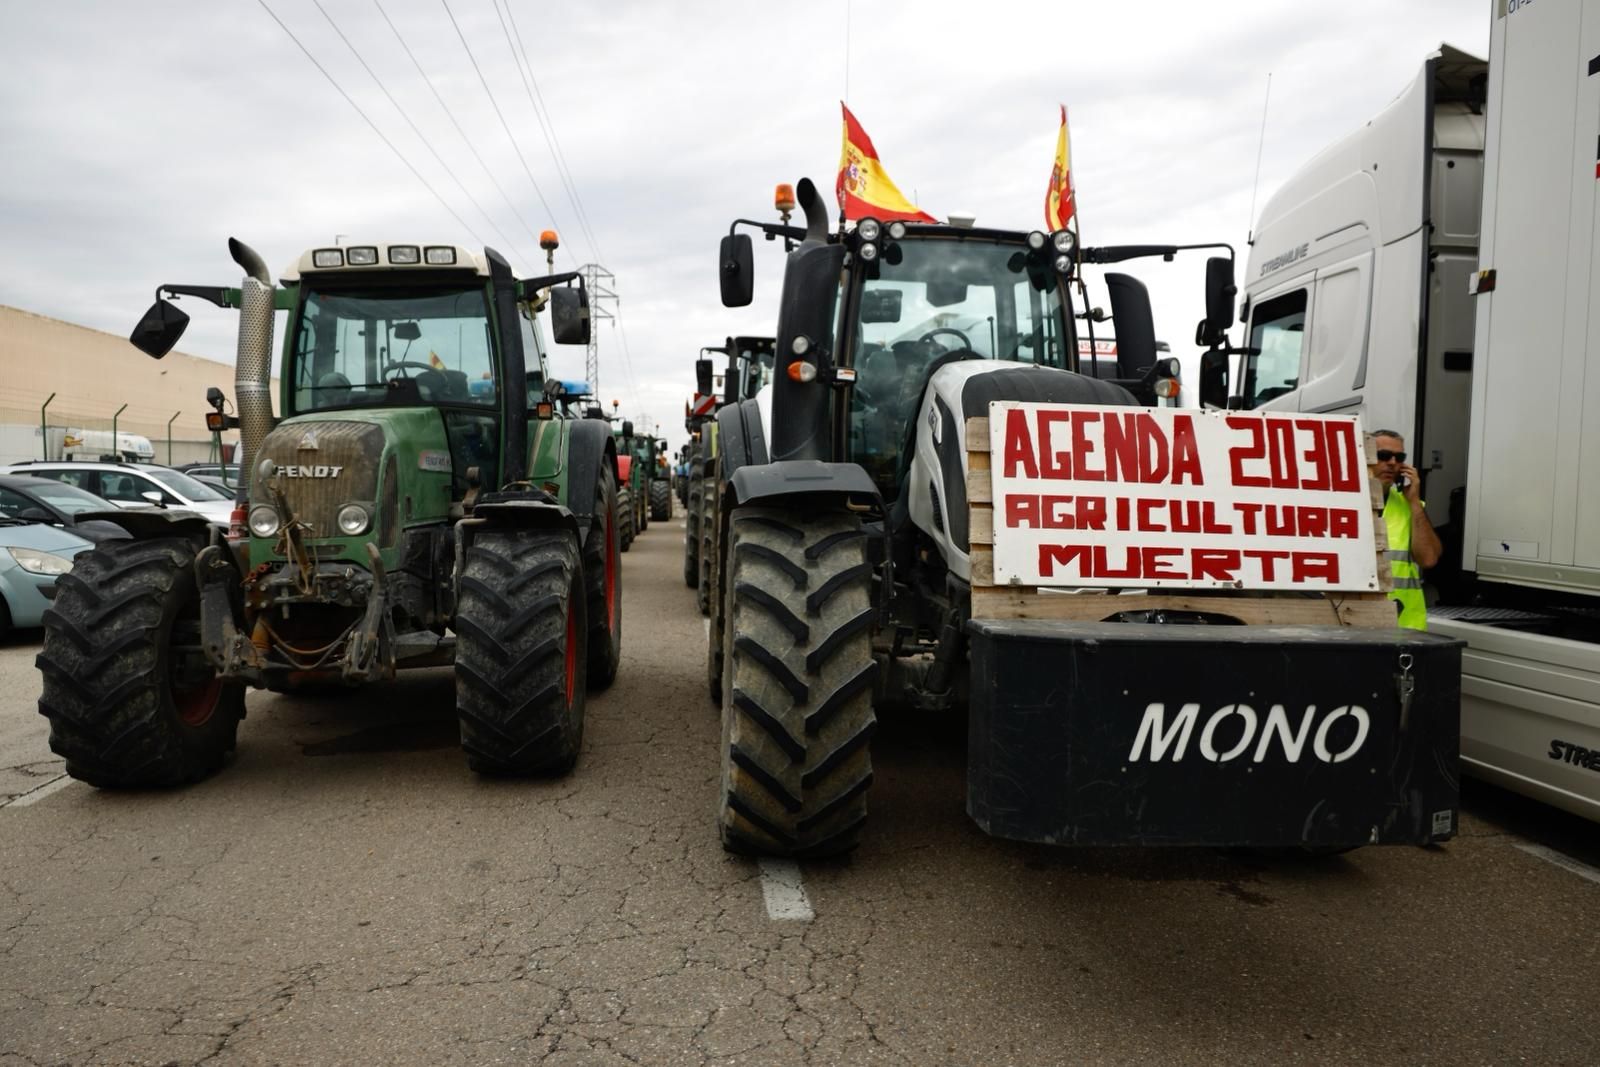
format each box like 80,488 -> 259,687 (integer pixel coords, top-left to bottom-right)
228,238 -> 275,504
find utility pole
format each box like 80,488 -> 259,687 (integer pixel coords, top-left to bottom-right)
579,264 -> 616,395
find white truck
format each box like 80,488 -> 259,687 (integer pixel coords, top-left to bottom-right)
1223,0 -> 1600,821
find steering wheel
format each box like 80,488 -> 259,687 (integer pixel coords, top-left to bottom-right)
383,361 -> 437,380
918,327 -> 972,353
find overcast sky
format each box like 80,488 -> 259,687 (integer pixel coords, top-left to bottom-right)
0,0 -> 1489,451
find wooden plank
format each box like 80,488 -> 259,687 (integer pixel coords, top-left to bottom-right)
967,467 -> 992,504
971,544 -> 994,586
971,504 -> 993,545
969,586 -> 1396,628
966,417 -> 990,452
969,450 -> 990,473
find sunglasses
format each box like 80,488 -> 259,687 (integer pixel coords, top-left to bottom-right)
1375,449 -> 1407,463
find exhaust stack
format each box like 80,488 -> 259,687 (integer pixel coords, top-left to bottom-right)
229,238 -> 275,503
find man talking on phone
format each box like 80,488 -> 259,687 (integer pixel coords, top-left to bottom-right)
1372,430 -> 1442,629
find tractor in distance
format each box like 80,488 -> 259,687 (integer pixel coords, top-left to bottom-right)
703,178 -> 1461,859
685,337 -> 777,612
36,237 -> 624,787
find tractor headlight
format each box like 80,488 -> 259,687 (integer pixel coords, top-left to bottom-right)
1054,254 -> 1073,274
346,246 -> 379,266
858,241 -> 879,261
1052,229 -> 1077,254
857,218 -> 882,241
887,221 -> 907,240
337,504 -> 371,536
312,248 -> 343,268
1027,231 -> 1048,250
248,505 -> 281,539
7,547 -> 74,577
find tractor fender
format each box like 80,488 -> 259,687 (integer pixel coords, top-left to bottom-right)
727,460 -> 881,512
563,417 -> 619,525
713,397 -> 768,489
75,507 -> 217,548
615,453 -> 633,485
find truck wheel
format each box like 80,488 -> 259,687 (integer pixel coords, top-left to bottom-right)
36,539 -> 244,788
617,488 -> 634,551
684,476 -> 701,588
584,466 -> 623,691
718,506 -> 877,859
650,480 -> 671,522
455,528 -> 586,775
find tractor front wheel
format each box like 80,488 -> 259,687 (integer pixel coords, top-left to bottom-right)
717,506 -> 877,858
37,538 -> 244,788
455,528 -> 587,775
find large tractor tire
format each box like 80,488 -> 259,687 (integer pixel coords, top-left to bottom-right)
695,461 -> 716,616
636,479 -> 649,533
705,494 -> 726,706
455,528 -> 587,775
583,465 -> 623,691
717,506 -> 877,859
684,467 -> 702,589
649,480 -> 671,522
36,538 -> 244,788
617,487 -> 635,552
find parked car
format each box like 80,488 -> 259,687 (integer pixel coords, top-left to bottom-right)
0,461 -> 232,525
176,462 -> 240,486
0,519 -> 92,637
0,475 -> 133,544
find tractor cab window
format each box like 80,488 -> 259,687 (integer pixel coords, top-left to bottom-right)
846,237 -> 1066,493
291,285 -> 497,414
518,302 -> 550,407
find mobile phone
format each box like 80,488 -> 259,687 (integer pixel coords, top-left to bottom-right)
1396,473 -> 1411,491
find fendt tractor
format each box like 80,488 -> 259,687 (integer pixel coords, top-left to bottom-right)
704,178 -> 1463,857
36,238 -> 624,787
685,337 -> 776,612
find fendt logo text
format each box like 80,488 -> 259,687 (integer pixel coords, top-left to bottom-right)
274,464 -> 345,479
1128,702 -> 1370,764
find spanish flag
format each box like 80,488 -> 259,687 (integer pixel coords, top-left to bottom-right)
836,103 -> 936,223
1044,105 -> 1076,232
428,350 -> 446,370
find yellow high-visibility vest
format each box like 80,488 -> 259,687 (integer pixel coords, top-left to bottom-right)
1384,488 -> 1426,630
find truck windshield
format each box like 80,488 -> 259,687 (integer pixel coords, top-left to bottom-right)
847,237 -> 1069,489
291,285 -> 496,414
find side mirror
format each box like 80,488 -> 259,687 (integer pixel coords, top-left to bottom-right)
140,490 -> 167,509
1200,257 -> 1236,347
130,298 -> 189,359
549,286 -> 590,345
1199,349 -> 1229,409
621,420 -> 634,438
19,507 -> 53,523
1103,273 -> 1158,378
695,358 -> 715,397
860,290 -> 903,324
719,234 -> 754,308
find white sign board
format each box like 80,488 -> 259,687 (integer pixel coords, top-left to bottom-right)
987,403 -> 1379,591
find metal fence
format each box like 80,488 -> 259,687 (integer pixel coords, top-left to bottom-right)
0,403 -> 235,468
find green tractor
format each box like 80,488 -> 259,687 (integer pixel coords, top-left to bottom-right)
646,436 -> 673,523
37,238 -> 624,786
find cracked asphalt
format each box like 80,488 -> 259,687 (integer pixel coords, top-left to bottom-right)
2,517 -> 1599,1065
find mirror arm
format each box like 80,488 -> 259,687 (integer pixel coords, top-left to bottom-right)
517,270 -> 585,295
727,218 -> 808,244
1082,242 -> 1236,265
158,284 -> 234,308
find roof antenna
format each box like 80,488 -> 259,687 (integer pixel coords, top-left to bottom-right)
1246,72 -> 1272,246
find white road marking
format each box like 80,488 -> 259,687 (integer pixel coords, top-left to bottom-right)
1515,843 -> 1600,886
6,774 -> 77,809
759,859 -> 814,921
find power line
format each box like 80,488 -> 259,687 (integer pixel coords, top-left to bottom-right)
497,0 -> 602,264
439,0 -> 573,268
311,0 -> 536,268
372,0 -> 548,269
253,0 -> 487,248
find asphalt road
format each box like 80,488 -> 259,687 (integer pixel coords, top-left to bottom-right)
2,517 -> 1598,1066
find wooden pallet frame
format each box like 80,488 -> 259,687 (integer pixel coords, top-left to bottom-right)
965,416 -> 1396,628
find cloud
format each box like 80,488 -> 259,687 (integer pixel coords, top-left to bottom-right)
0,0 -> 1488,449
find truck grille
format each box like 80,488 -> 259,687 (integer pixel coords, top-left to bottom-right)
254,421 -> 385,540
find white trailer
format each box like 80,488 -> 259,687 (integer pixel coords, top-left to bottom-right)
1232,0 -> 1600,821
